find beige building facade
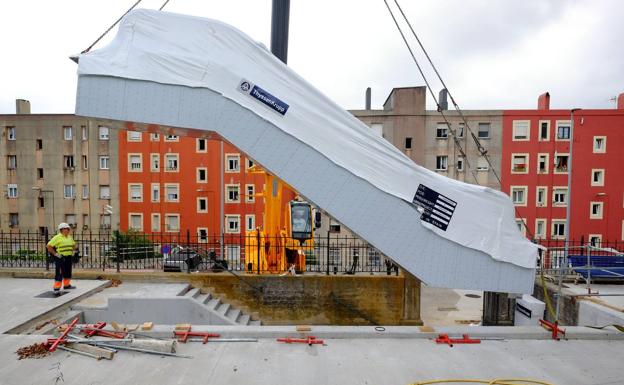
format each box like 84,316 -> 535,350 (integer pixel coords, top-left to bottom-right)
0,100 -> 120,234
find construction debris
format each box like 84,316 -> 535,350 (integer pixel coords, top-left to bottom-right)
175,323 -> 192,331
110,279 -> 122,287
141,322 -> 153,331
435,334 -> 481,347
174,327 -> 220,344
16,343 -> 50,360
296,325 -> 312,332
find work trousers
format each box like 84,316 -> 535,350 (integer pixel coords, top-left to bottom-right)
53,256 -> 72,290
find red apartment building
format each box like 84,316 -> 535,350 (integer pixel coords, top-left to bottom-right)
118,130 -> 265,240
502,93 -> 624,244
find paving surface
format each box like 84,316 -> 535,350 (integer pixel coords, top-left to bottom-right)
421,286 -> 483,326
72,282 -> 189,310
0,278 -> 108,333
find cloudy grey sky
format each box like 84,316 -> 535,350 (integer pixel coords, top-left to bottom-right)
1,0 -> 622,114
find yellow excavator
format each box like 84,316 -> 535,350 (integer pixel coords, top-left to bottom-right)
245,165 -> 315,274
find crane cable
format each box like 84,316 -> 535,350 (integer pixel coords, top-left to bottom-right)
381,0 -> 480,186
81,0 -> 172,54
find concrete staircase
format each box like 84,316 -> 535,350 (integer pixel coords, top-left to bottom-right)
183,287 -> 261,326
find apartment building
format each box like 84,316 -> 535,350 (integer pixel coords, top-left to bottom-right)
502,92 -> 624,242
118,130 -> 265,239
0,100 -> 119,233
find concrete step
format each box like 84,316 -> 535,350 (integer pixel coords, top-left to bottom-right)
217,303 -> 231,317
249,319 -> 261,326
195,293 -> 209,303
202,292 -> 213,304
237,314 -> 251,326
206,298 -> 221,311
185,288 -> 201,298
227,308 -> 241,323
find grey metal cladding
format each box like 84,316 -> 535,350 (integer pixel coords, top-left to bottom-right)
76,75 -> 534,293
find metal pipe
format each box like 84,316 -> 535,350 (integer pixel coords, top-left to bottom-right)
270,0 -> 290,64
86,342 -> 192,358
57,345 -> 103,359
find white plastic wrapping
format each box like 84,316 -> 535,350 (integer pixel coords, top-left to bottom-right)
77,9 -> 537,269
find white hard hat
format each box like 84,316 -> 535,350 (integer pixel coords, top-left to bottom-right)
58,222 -> 71,231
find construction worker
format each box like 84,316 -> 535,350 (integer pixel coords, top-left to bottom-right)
46,223 -> 77,294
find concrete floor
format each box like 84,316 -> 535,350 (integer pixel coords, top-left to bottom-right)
2,278 -> 624,385
421,286 -> 483,326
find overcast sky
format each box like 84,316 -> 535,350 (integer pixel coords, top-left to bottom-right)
1,0 -> 622,114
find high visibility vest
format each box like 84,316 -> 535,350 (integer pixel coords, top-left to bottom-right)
47,234 -> 76,256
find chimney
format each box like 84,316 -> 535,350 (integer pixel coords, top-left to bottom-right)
438,89 -> 448,111
365,87 -> 372,110
618,93 -> 624,110
537,92 -> 550,110
15,99 -> 31,114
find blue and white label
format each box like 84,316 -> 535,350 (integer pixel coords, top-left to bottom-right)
238,79 -> 289,116
412,184 -> 457,231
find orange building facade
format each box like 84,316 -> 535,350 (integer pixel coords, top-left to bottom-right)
118,131 -> 265,240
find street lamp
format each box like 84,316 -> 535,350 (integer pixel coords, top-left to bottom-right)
32,187 -> 55,231
556,108 -> 581,322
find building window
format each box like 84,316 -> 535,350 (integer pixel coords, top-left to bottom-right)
99,156 -> 110,170
510,186 -> 527,206
552,220 -> 566,239
82,185 -> 89,199
9,213 -> 19,227
593,136 -> 606,153
246,158 -> 255,171
477,123 -> 490,139
536,186 -> 548,207
99,126 -> 110,140
63,184 -> 75,199
245,184 -> 255,203
457,157 -> 464,172
197,228 -> 208,242
537,154 -> 549,174
511,154 -> 528,173
64,155 -> 75,169
150,154 -> 159,172
129,184 -> 143,202
37,168 -> 43,179
99,185 -> 111,200
591,169 -> 604,186
512,120 -> 530,140
535,219 -> 547,239
225,215 -> 240,234
196,138 -> 207,152
165,214 -> 180,232
36,139 -> 43,150
7,126 -> 16,140
101,214 -> 112,229
225,154 -> 240,172
7,184 -> 18,198
329,223 -> 341,233
165,154 -> 178,171
476,156 -> 489,171
554,154 -> 569,173
552,187 -> 568,206
129,213 -> 143,231
81,126 -> 88,141
165,184 -> 179,202
197,197 -> 208,213
589,234 -> 602,247
151,183 -> 160,202
435,155 -> 448,171
150,133 -> 159,141
405,137 -> 413,149
128,154 -> 142,172
515,219 -> 526,236
556,121 -> 570,140
436,123 -> 448,139
457,123 -> 465,138
196,168 -> 207,183
590,202 -> 604,219
83,214 -> 89,228
151,214 -> 161,232
245,214 -> 256,231
539,121 -> 550,141
127,131 -> 142,141
370,123 -> 383,137
164,134 -> 179,142
65,214 -> 76,226
225,245 -> 241,264
63,126 -> 73,140
82,155 -> 88,169
7,155 -> 17,169
226,184 -> 240,203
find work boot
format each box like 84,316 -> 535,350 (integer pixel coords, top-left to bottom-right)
63,285 -> 76,290
53,290 -> 62,297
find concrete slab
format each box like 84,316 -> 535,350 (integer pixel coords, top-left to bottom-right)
0,278 -> 108,334
1,333 -> 622,385
72,282 -> 189,310
421,286 -> 483,326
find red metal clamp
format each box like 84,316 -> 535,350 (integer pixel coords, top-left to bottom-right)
173,329 -> 220,344
47,317 -> 79,352
435,334 -> 481,347
277,336 -> 324,345
539,319 -> 566,340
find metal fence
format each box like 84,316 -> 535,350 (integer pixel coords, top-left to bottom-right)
0,230 -> 397,275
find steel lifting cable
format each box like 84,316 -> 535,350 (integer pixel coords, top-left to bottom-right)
81,0 -> 144,54
382,0 -> 480,185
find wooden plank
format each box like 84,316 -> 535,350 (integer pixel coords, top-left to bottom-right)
65,343 -> 115,360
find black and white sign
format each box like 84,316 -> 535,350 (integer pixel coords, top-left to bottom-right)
238,79 -> 289,116
412,184 -> 457,231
